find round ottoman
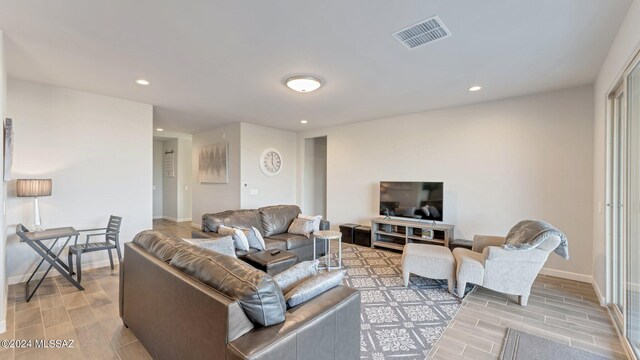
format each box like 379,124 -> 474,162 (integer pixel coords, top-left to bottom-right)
402,243 -> 455,294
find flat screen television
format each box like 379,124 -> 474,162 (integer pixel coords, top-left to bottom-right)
379,181 -> 444,222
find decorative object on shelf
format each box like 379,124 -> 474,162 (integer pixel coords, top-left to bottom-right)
260,148 -> 283,176
199,142 -> 228,183
17,178 -> 53,232
420,229 -> 434,239
3,118 -> 13,182
163,150 -> 175,177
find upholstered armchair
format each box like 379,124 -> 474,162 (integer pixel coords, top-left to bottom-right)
452,234 -> 561,306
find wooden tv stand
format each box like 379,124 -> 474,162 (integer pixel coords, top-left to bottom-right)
370,217 -> 454,251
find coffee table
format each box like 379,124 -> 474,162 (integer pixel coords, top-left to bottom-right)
244,250 -> 298,275
313,230 -> 342,270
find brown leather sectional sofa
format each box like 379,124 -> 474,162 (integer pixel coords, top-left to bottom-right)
195,205 -> 329,261
120,230 -> 360,360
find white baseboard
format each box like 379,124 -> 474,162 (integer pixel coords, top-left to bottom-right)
162,216 -> 192,223
592,279 -> 607,307
0,320 -> 6,334
539,267 -> 593,283
191,222 -> 200,229
152,216 -> 163,220
538,267 -> 608,307
8,259 -> 114,286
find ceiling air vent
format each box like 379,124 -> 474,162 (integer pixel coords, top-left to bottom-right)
393,16 -> 451,50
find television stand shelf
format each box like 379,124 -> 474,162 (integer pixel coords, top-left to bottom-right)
370,217 -> 454,251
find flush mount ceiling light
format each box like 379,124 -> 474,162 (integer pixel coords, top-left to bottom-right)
136,79 -> 150,85
285,76 -> 322,93
156,128 -> 164,132
468,85 -> 482,92
300,120 -> 308,124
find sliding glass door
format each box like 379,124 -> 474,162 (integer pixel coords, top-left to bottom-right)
609,84 -> 625,317
608,54 -> 640,357
626,59 -> 640,355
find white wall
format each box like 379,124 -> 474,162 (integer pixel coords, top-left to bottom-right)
240,123 -> 297,209
5,79 -> 153,283
593,0 -> 640,298
192,123 -> 241,227
152,140 -> 163,219
299,86 -> 594,277
303,137 -> 327,217
177,137 -> 192,221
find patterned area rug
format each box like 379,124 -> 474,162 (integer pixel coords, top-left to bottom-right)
333,244 -> 462,359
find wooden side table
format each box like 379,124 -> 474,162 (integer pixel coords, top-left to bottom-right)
313,230 -> 342,270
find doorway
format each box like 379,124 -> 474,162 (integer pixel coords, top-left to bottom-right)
152,132 -> 193,223
303,136 -> 327,218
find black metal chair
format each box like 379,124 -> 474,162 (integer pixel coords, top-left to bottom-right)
68,215 -> 122,283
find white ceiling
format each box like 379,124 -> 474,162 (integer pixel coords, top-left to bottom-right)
0,0 -> 632,133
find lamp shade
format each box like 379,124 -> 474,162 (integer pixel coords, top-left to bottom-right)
16,179 -> 52,197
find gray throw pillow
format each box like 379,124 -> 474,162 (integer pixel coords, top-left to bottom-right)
273,260 -> 319,294
298,214 -> 322,233
218,226 -> 250,251
285,270 -> 345,308
239,227 -> 266,250
287,218 -> 314,238
183,236 -> 237,258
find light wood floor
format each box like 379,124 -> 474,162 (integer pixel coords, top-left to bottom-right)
1,265 -> 149,360
151,218 -> 195,238
2,219 -> 627,360
428,277 -> 627,359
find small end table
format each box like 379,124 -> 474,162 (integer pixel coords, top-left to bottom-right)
314,230 -> 343,270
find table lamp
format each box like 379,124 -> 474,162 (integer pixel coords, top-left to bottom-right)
17,178 -> 52,232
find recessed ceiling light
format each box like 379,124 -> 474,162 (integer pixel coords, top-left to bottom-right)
300,120 -> 308,124
285,76 -> 322,93
136,79 -> 150,85
468,86 -> 482,92
156,128 -> 164,132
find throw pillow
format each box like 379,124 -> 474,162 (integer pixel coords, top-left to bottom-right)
218,226 -> 250,251
298,214 -> 322,233
287,218 -> 314,238
273,260 -> 319,294
285,270 -> 345,308
238,227 -> 266,250
182,236 -> 237,258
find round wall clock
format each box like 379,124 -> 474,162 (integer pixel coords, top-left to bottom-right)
260,148 -> 283,176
